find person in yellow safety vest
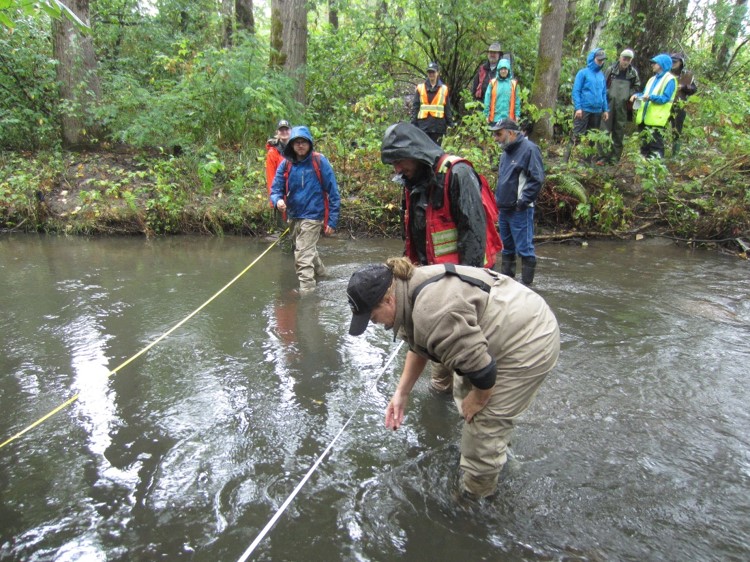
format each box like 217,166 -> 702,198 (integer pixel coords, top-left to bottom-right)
630,53 -> 677,159
411,61 -> 453,146
483,59 -> 520,126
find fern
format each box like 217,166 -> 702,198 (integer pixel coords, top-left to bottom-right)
548,173 -> 588,204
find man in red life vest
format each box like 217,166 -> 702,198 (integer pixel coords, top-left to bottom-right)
381,122 -> 502,392
472,42 -> 503,102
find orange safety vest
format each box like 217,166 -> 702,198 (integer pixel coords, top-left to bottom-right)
488,78 -> 518,123
416,83 -> 448,119
404,155 -> 502,268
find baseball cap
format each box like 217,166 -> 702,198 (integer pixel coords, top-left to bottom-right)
620,49 -> 634,59
488,42 -> 502,53
594,49 -> 607,60
277,119 -> 291,129
347,264 -> 393,336
489,118 -> 520,132
426,62 -> 439,72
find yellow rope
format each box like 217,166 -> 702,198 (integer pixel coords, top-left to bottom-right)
0,230 -> 288,450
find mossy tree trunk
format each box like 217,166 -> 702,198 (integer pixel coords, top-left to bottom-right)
529,0 -> 568,142
269,0 -> 307,104
52,0 -> 102,149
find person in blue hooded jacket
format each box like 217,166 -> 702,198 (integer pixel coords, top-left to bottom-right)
563,48 -> 610,163
270,126 -> 341,293
630,54 -> 678,159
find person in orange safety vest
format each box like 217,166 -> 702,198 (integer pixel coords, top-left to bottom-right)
411,62 -> 452,146
483,59 -> 520,126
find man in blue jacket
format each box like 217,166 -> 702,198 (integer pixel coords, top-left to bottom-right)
564,48 -> 610,163
491,119 -> 544,286
271,126 -> 341,293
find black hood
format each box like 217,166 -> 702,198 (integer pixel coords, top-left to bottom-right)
381,122 -> 445,168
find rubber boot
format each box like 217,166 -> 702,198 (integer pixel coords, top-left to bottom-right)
521,256 -> 537,286
562,142 -> 572,163
500,254 -> 516,279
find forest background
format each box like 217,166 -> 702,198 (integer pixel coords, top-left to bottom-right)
0,0 -> 748,255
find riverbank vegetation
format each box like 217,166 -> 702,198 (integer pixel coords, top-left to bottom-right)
1,0 -> 748,256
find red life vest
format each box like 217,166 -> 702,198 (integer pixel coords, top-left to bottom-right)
281,152 -> 329,226
404,155 -> 502,267
474,65 -> 491,100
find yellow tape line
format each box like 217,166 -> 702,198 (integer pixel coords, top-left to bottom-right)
0,230 -> 288,450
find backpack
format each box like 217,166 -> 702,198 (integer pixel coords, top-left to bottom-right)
435,154 -> 503,267
281,152 -> 329,226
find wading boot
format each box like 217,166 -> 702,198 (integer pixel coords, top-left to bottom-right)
521,256 -> 537,286
500,254 -> 517,279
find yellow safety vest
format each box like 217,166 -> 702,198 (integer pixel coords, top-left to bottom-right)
417,83 -> 448,119
636,73 -> 678,127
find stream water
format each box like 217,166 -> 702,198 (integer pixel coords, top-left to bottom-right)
0,234 -> 748,561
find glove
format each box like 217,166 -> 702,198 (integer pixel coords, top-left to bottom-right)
516,200 -> 528,212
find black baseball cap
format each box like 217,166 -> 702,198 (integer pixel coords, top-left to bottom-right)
489,118 -> 520,132
347,264 -> 393,336
277,119 -> 291,129
426,62 -> 439,72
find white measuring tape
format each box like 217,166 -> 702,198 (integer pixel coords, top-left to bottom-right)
236,340 -> 404,561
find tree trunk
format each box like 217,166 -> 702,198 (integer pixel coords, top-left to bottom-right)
221,0 -> 233,48
236,0 -> 255,34
269,0 -> 285,69
529,0 -> 568,142
564,0 -> 583,54
52,0 -> 102,149
583,0 -> 614,54
269,0 -> 307,104
329,0 -> 339,29
715,0 -> 748,70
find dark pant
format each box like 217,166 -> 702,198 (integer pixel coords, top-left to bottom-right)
670,108 -> 687,155
671,107 -> 687,139
638,124 -> 665,159
564,111 -> 603,162
426,132 -> 444,146
604,100 -> 629,161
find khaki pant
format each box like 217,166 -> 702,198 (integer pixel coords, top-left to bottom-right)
430,361 -> 453,393
290,219 -> 325,291
452,346 -> 558,498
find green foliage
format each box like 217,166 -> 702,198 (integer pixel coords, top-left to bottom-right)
0,19 -> 59,149
0,151 -> 59,229
0,0 -> 88,31
97,38 -> 300,149
589,181 -> 631,232
635,157 -> 671,204
550,172 -> 588,204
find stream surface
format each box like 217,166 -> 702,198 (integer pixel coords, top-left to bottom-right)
0,234 -> 748,561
